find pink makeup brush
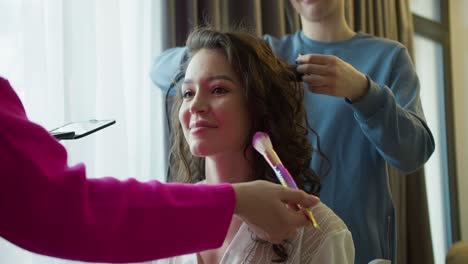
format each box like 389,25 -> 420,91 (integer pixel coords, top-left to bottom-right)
252,131 -> 320,230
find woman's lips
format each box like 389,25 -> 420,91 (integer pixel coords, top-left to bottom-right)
189,120 -> 217,133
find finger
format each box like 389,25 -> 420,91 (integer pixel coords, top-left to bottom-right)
250,226 -> 268,241
302,74 -> 326,86
296,54 -> 330,65
307,86 -> 331,95
285,208 -> 312,228
296,64 -> 328,75
279,188 -> 319,208
287,202 -> 301,211
286,227 -> 298,240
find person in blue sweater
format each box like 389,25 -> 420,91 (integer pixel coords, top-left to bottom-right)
149,0 -> 435,263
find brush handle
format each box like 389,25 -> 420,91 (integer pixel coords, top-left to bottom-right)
273,164 -> 321,230
257,142 -> 321,230
273,164 -> 298,189
301,205 -> 321,230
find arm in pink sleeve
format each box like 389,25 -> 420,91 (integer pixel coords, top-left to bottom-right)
0,77 -> 235,263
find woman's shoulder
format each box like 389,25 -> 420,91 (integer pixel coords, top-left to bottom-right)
309,202 -> 349,233
295,202 -> 353,254
293,202 -> 355,263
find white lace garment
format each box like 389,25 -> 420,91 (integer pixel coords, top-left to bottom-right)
146,202 -> 355,264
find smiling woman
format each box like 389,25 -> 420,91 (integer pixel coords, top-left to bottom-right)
155,28 -> 355,264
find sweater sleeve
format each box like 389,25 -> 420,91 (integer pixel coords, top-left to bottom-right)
348,47 -> 435,172
0,77 -> 235,263
149,47 -> 187,96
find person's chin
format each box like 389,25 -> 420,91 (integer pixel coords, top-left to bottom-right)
190,145 -> 210,157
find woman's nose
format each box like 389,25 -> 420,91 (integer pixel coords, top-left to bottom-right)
189,93 -> 209,114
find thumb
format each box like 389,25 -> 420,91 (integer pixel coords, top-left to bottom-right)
280,188 -> 319,208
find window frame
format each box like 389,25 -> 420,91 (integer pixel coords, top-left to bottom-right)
412,1 -> 460,242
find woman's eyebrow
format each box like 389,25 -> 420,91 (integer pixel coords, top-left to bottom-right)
183,75 -> 237,85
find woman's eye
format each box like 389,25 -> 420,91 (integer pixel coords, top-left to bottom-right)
212,86 -> 228,94
182,90 -> 194,99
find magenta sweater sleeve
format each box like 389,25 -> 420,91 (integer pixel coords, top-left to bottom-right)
0,77 -> 235,263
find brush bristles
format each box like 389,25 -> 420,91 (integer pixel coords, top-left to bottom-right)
252,132 -> 273,154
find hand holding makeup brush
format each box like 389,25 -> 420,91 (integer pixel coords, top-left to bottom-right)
252,131 -> 321,230
233,180 -> 319,244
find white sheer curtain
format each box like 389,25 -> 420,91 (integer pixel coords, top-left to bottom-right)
0,0 -> 167,263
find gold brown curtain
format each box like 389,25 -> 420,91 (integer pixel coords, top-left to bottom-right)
160,0 -> 301,48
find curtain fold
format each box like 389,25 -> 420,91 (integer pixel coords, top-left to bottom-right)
0,0 -> 166,263
160,1 -> 434,263
161,0 -> 301,48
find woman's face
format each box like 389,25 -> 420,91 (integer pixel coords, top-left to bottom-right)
179,48 -> 250,157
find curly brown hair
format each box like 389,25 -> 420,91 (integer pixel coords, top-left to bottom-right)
168,27 -> 324,194
167,28 -> 328,261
